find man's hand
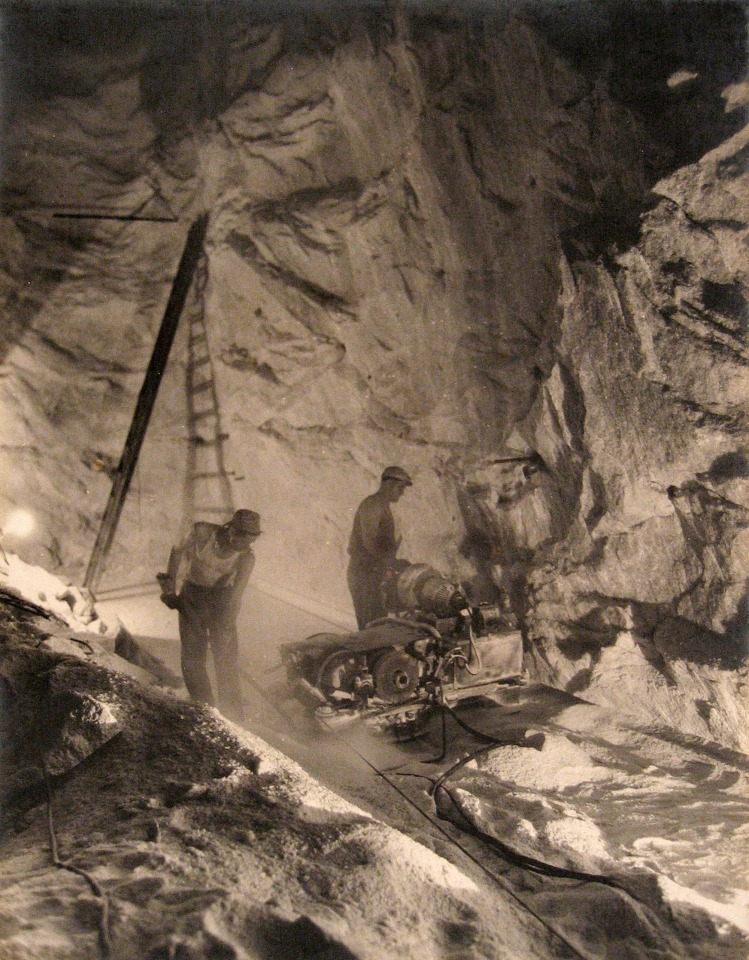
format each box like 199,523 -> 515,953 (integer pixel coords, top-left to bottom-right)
160,592 -> 180,611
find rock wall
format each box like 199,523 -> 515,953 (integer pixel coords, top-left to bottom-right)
0,2 -> 746,740
496,126 -> 749,748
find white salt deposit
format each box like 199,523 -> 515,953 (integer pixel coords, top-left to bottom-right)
231,721 -> 479,894
517,818 -> 538,840
633,836 -> 686,854
659,876 -> 749,935
481,734 -> 614,791
229,718 -> 372,818
544,816 -> 611,862
0,551 -> 119,638
375,830 -> 478,893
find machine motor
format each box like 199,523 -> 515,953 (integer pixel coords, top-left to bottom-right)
281,560 -> 524,736
382,562 -> 468,619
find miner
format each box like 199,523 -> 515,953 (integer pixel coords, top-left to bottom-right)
159,509 -> 261,723
347,466 -> 413,629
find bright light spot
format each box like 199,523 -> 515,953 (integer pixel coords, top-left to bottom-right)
667,69 -> 699,89
2,510 -> 36,538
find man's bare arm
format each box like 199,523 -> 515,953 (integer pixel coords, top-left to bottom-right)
160,527 -> 197,599
226,550 -> 255,622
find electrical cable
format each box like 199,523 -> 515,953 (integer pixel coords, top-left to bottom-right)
421,696 -> 448,763
67,636 -> 96,655
460,622 -> 483,676
429,739 -> 515,797
317,715 -> 610,960
422,714 -> 691,958
241,664 -> 689,959
426,715 -> 632,884
434,779 -> 625,886
239,670 -> 601,960
43,760 -> 112,960
0,590 -> 53,619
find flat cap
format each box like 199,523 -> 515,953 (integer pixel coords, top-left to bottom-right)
381,465 -> 413,485
230,509 -> 262,535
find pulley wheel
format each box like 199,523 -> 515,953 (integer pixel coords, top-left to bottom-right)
371,649 -> 420,703
314,650 -> 361,700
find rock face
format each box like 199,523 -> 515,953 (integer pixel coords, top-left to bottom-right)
0,4 -> 746,742
505,126 -> 749,750
1,601 -> 529,960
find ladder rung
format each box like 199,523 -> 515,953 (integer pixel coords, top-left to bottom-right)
191,380 -> 213,393
193,471 -> 224,479
190,409 -> 217,421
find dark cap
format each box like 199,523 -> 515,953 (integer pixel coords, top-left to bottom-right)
381,466 -> 413,486
230,509 -> 262,535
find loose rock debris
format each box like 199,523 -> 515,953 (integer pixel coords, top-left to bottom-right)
1,568 -> 748,959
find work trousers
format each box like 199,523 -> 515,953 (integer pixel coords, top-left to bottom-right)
178,581 -> 245,724
347,558 -> 387,630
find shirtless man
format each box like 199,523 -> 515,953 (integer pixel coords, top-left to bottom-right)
160,509 -> 261,723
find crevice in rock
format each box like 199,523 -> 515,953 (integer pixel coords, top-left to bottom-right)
225,230 -> 356,317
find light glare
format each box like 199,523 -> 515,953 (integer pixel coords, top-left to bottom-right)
2,510 -> 36,538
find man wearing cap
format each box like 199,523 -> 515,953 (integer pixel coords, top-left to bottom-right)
347,466 -> 413,629
159,509 -> 261,723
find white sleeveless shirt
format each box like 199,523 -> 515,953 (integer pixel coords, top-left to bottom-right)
185,528 -> 245,588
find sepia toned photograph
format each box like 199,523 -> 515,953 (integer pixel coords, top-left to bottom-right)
0,0 -> 747,957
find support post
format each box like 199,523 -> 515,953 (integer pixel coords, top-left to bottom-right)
84,213 -> 209,593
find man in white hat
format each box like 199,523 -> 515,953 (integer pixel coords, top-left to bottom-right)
347,466 -> 413,629
159,509 -> 261,722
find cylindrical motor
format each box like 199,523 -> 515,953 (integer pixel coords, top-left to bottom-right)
390,563 -> 467,618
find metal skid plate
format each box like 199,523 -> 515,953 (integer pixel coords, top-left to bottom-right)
312,694 -> 432,738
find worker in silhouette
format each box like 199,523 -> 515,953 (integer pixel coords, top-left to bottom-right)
159,509 -> 261,723
347,466 -> 413,629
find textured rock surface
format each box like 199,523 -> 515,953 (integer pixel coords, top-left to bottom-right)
0,3 -> 746,743
514,125 -> 749,749
2,602 -> 535,960
3,590 -> 748,958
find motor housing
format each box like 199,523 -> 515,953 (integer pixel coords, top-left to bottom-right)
384,563 -> 468,618
280,562 -> 525,736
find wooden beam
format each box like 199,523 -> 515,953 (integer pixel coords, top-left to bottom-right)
84,213 -> 209,593
52,213 -> 177,223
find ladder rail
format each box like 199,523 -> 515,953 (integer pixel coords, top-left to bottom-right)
182,253 -> 235,535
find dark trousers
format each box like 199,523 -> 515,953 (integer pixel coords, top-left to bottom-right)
347,559 -> 386,630
178,582 -> 245,723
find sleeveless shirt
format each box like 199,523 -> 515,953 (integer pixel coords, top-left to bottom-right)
185,528 -> 245,588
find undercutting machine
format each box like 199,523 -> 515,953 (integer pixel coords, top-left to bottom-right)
280,562 -> 525,738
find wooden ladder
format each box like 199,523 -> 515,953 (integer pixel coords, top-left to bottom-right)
183,252 -> 234,534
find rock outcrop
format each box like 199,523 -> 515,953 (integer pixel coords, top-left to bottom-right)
505,123 -> 749,749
